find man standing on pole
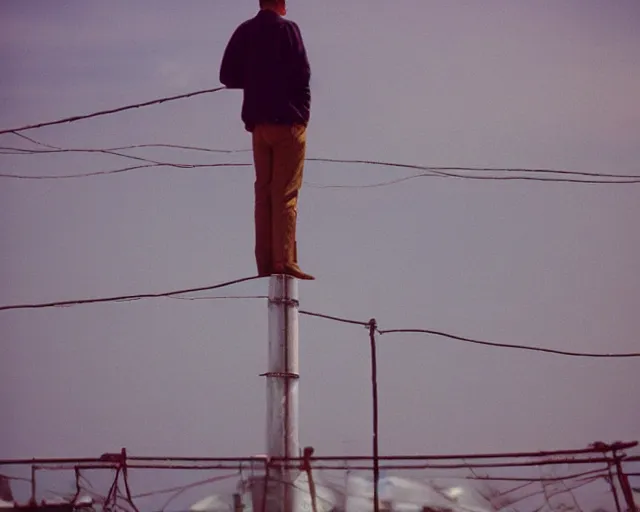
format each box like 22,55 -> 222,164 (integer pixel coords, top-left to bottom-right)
220,0 -> 315,280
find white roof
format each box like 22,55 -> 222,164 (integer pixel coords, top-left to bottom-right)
189,494 -> 232,512
188,473 -> 497,512
345,474 -> 496,512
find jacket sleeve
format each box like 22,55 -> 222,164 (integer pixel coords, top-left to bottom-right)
219,26 -> 246,89
286,22 -> 311,112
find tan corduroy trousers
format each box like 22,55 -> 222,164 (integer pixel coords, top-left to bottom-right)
252,123 -> 307,275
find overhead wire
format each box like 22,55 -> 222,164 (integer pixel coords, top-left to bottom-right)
299,310 -> 370,327
10,132 -> 61,150
376,327 -> 640,359
306,157 -> 640,180
0,134 -> 252,177
462,467 -> 612,484
1,138 -> 638,184
2,281 -> 637,358
307,158 -> 640,185
0,86 -> 227,136
0,162 -> 252,179
300,309 -> 640,359
3,136 -> 638,181
2,156 -> 638,184
1,91 -> 636,510
0,139 -> 250,176
2,92 -> 639,489
3,131 -> 252,155
306,171 -> 640,187
0,87 -> 637,186
129,473 -> 238,500
0,137 -> 253,179
0,145 -> 201,167
0,275 -> 263,312
506,475 -> 605,511
168,295 -> 269,301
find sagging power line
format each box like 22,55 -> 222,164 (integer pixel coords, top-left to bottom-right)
1,281 -> 639,359
0,86 -> 227,136
0,162 -> 252,179
0,276 -> 263,312
7,131 -> 252,155
2,156 -> 639,185
2,136 -> 638,184
299,310 -> 640,359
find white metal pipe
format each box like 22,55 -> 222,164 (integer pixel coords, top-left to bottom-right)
266,275 -> 300,512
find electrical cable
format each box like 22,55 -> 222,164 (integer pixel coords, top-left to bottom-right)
507,475 -> 604,511
299,309 -> 640,359
0,144 -> 175,167
0,275 -> 263,312
3,159 -> 638,184
299,310 -> 370,327
2,132 -> 250,155
464,467 -> 611,483
3,136 -> 637,181
0,162 -> 251,179
307,158 -> 640,180
168,295 -> 269,301
306,171 -> 640,187
2,139 -> 638,184
10,132 -> 61,149
0,86 -> 227,136
2,284 -> 637,358
0,133 -> 251,169
377,328 -> 640,359
130,474 -> 236,500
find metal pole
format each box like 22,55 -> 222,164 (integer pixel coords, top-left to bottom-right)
607,462 -> 623,512
30,466 -> 36,506
614,450 -> 637,512
233,493 -> 244,512
368,318 -> 380,512
266,275 -> 300,512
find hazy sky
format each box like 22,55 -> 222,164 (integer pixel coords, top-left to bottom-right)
1,0 -> 639,505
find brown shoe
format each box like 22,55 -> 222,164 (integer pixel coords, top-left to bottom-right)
256,263 -> 273,278
273,263 -> 315,280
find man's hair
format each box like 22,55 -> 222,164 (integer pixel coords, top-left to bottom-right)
259,0 -> 281,7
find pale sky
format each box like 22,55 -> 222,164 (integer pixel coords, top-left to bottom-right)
1,0 -> 639,509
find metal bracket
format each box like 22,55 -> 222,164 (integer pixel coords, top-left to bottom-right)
268,297 -> 300,308
260,371 -> 300,379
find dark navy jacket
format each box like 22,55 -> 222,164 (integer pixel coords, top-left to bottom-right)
219,10 -> 311,132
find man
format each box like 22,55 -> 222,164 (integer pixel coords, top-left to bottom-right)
219,0 -> 314,280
